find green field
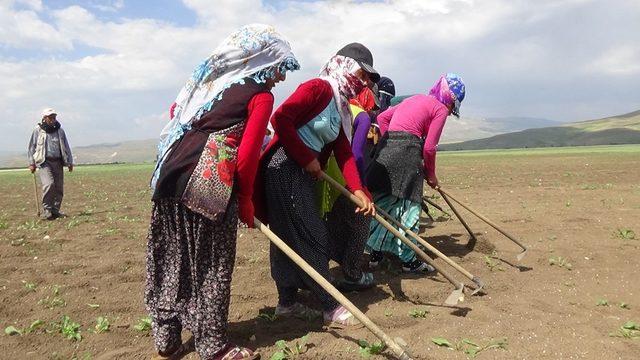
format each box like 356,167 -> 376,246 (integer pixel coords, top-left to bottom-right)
439,144 -> 640,157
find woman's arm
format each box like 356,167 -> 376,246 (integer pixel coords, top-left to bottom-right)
423,106 -> 449,181
235,92 -> 275,225
351,112 -> 371,181
271,78 -> 333,167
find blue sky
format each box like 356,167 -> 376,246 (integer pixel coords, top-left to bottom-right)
1,0 -> 639,152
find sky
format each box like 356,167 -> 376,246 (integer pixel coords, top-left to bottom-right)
1,0 -> 639,152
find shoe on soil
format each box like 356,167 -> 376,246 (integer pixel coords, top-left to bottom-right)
41,212 -> 56,221
275,302 -> 321,320
337,272 -> 375,292
213,344 -> 260,360
151,339 -> 195,360
402,259 -> 435,273
368,251 -> 384,268
323,305 -> 362,329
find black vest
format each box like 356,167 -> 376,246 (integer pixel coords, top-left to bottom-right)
153,78 -> 268,200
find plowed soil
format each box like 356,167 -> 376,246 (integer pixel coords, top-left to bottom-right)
1,146 -> 639,359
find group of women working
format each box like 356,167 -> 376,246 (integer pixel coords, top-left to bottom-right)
146,24 -> 465,360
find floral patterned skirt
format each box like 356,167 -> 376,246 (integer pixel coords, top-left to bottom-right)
145,197 -> 238,359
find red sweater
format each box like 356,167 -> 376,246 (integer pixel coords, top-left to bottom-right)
254,78 -> 364,222
235,92 -> 274,203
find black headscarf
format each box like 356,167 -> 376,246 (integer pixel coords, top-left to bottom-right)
377,76 -> 395,112
39,120 -> 61,133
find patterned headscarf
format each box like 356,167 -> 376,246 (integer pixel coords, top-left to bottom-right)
152,24 -> 299,189
428,73 -> 466,117
318,55 -> 367,141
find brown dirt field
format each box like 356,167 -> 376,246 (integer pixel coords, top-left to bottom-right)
1,147 -> 639,359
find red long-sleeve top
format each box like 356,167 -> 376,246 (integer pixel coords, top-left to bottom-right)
235,92 -> 275,203
253,78 -> 364,222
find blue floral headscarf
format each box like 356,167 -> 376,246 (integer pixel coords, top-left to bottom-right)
151,24 -> 300,189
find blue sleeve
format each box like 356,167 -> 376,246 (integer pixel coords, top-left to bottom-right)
351,112 -> 371,184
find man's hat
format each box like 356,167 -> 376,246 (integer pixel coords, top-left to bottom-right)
41,108 -> 57,117
336,43 -> 380,82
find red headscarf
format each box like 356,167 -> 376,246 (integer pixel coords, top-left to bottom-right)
349,87 -> 376,112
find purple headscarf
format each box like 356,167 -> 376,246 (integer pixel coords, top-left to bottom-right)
428,73 -> 465,117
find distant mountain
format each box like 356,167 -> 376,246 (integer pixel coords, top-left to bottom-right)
4,109 -> 634,167
441,110 -> 640,151
440,116 -> 559,143
389,94 -> 560,144
480,117 -> 560,133
0,139 -> 158,168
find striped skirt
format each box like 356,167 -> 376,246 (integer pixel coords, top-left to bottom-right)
365,192 -> 421,263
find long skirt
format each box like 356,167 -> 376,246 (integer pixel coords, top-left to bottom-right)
366,131 -> 424,204
366,193 -> 421,263
326,194 -> 371,281
145,197 -> 238,359
263,147 -> 339,311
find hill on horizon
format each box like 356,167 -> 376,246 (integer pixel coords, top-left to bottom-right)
2,110 -> 638,167
440,110 -> 640,151
0,139 -> 158,168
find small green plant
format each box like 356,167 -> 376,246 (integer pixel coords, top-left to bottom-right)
0,219 -> 8,230
548,256 -> 572,270
596,299 -> 609,306
580,184 -> 599,190
615,228 -> 636,240
38,285 -> 65,308
384,309 -> 393,317
133,316 -> 152,332
59,315 -> 82,341
4,325 -> 22,336
25,320 -> 46,334
38,296 -> 66,309
432,337 -> 508,358
619,302 -> 630,309
609,321 -> 640,339
10,238 -> 25,246
71,351 -> 92,360
17,220 -> 40,231
270,335 -> 309,360
358,339 -> 385,358
484,251 -> 504,272
23,281 -> 37,292
408,308 -> 428,318
257,310 -> 277,322
94,317 -> 110,333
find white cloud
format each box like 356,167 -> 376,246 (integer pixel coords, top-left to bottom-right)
585,45 -> 640,75
0,1 -> 71,50
0,0 -> 639,153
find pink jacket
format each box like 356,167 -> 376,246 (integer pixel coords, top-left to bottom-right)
376,94 -> 448,179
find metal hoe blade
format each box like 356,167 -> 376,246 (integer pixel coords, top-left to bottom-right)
516,249 -> 527,261
394,337 -> 414,360
471,276 -> 485,296
444,285 -> 465,306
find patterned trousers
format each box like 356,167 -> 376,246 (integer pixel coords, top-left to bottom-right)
145,198 -> 238,359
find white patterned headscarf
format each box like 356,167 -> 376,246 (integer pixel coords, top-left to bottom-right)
318,55 -> 367,142
151,24 -> 299,189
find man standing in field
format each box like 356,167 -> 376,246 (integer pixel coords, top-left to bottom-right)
27,108 -> 74,220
